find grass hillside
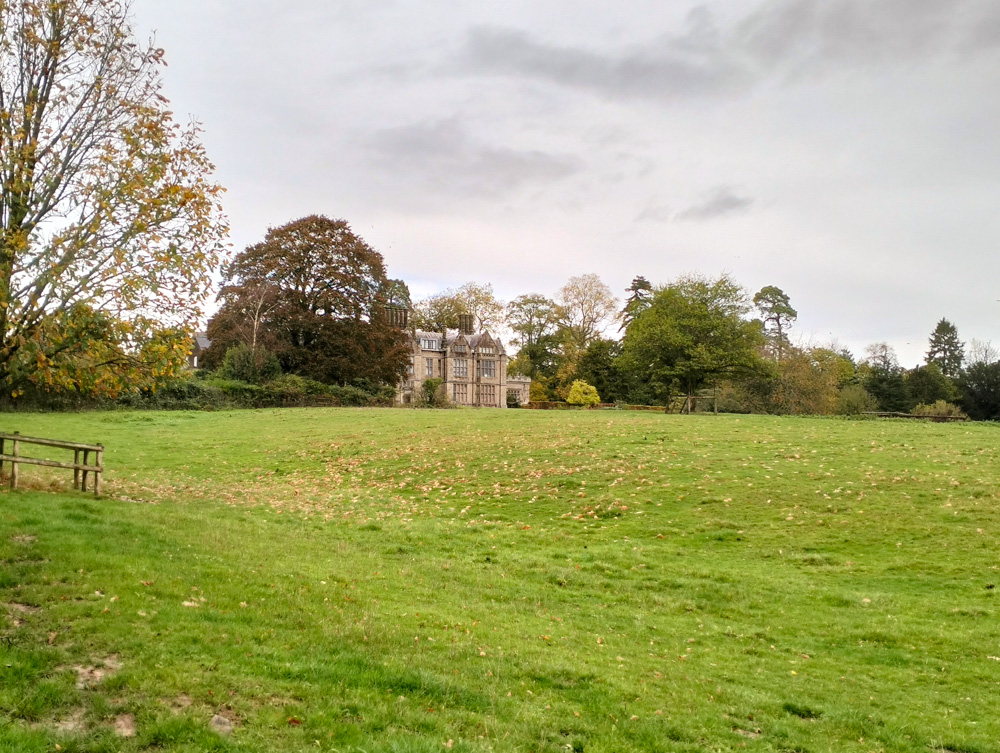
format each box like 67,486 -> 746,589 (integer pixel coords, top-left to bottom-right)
1,408 -> 999,752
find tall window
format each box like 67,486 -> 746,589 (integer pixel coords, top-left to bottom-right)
453,384 -> 468,403
479,384 -> 495,403
407,356 -> 414,375
425,358 -> 434,376
478,360 -> 496,378
454,359 -> 468,377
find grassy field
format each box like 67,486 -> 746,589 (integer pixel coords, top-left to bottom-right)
1,408 -> 999,753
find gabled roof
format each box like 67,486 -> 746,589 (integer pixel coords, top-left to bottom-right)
411,328 -> 506,355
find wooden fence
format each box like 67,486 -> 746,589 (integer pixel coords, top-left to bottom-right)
863,412 -> 968,422
0,432 -> 104,497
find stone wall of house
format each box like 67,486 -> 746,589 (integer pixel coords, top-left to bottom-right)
396,328 -> 528,407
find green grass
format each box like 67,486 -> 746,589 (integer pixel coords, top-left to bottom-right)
1,408 -> 999,752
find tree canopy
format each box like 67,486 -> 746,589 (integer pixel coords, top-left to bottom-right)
860,342 -> 909,412
753,286 -> 797,360
958,348 -> 1000,421
0,0 -> 227,400
926,318 -> 964,377
558,274 -> 618,350
207,215 -> 408,385
507,294 -> 560,349
620,275 -> 765,402
411,282 -> 506,333
619,276 -> 653,332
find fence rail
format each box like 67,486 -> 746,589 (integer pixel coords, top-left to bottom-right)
863,412 -> 968,422
0,432 -> 104,497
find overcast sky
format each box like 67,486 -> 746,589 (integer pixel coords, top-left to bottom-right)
131,0 -> 1000,367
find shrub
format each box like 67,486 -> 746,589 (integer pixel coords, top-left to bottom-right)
912,400 -> 967,419
266,374 -> 332,403
836,384 -> 879,416
416,378 -> 452,408
328,384 -> 395,407
566,380 -> 600,407
529,380 -> 549,402
218,343 -> 281,384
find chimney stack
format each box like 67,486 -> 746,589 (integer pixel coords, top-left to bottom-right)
385,305 -> 408,329
458,314 -> 475,335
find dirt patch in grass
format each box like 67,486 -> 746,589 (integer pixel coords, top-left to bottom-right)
72,654 -> 122,689
6,602 -> 40,613
5,602 -> 39,626
49,708 -> 86,734
11,534 -> 36,543
113,713 -> 136,737
165,693 -> 193,714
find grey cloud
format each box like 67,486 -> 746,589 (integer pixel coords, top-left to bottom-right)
635,205 -> 673,223
455,1 -> 1000,102
364,120 -> 581,199
675,187 -> 754,222
965,3 -> 1000,50
461,19 -> 748,101
735,0 -> 979,71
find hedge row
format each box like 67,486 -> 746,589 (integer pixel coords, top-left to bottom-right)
6,374 -> 397,412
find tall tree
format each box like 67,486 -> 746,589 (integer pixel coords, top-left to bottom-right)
619,275 -> 653,331
411,282 -> 506,333
958,343 -> 1000,420
860,342 -> 910,412
926,318 -> 964,377
384,279 -> 412,310
207,216 -> 408,385
507,294 -> 560,349
905,363 -> 957,406
0,0 -> 227,400
558,273 -> 618,349
620,274 -> 765,405
576,338 -> 627,404
753,286 -> 797,360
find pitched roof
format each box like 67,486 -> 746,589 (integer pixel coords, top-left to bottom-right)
412,329 -> 506,354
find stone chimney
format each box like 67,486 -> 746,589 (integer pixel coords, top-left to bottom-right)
385,305 -> 408,329
458,314 -> 475,335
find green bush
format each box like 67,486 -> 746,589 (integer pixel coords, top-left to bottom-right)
415,378 -> 452,408
912,400 -> 967,419
218,343 -> 281,384
329,384 -> 396,407
266,374 -> 331,402
6,369 -> 398,412
566,380 -> 600,407
836,384 -> 879,416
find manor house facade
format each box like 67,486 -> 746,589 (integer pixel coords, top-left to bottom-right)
396,315 -> 530,408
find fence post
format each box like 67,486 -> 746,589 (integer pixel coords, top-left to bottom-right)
0,435 -> 5,473
94,445 -> 103,498
10,432 -> 19,490
81,449 -> 90,492
74,449 -> 81,490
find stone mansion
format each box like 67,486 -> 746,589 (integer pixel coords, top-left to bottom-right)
396,314 -> 531,408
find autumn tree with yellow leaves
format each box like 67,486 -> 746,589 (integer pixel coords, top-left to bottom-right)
0,0 -> 227,401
